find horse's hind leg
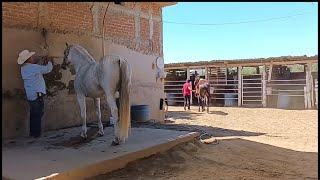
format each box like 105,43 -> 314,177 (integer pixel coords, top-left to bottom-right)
206,96 -> 209,113
202,97 -> 206,112
105,93 -> 121,145
202,99 -> 205,112
198,97 -> 201,112
94,98 -> 104,136
77,94 -> 87,138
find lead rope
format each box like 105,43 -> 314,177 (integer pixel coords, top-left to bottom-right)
170,123 -> 219,145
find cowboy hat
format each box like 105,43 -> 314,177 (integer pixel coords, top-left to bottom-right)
17,50 -> 35,65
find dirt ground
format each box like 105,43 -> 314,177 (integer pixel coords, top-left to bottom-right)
90,106 -> 318,180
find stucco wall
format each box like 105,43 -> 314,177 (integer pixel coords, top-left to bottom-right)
2,2 -> 168,139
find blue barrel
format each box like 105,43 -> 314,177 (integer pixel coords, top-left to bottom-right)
224,94 -> 236,107
131,105 -> 150,122
277,92 -> 290,109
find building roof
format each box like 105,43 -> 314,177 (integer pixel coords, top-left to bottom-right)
165,55 -> 318,69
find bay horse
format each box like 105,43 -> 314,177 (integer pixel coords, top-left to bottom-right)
61,43 -> 132,145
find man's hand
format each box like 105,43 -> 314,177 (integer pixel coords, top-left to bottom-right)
43,57 -> 55,65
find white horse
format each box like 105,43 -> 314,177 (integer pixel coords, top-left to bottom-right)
61,43 -> 132,145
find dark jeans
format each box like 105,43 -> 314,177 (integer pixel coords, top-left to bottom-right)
184,95 -> 191,109
28,97 -> 44,137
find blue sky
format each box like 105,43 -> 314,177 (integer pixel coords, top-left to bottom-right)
162,2 -> 318,64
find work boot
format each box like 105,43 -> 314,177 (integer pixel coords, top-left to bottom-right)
184,106 -> 186,111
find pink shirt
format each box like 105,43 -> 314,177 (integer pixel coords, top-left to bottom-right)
183,82 -> 191,96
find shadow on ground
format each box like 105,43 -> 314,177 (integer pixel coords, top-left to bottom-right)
88,138 -> 318,180
132,121 -> 265,138
140,109 -> 262,138
167,110 -> 229,121
209,110 -> 228,116
51,127 -> 103,149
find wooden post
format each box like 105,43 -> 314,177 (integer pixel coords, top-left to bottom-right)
186,67 -> 190,80
305,66 -> 309,109
268,63 -> 273,82
266,87 -> 272,108
311,74 -> 315,108
306,63 -> 312,108
256,66 -> 260,74
262,65 -> 267,107
304,86 -> 308,109
238,66 -> 242,106
204,66 -> 208,80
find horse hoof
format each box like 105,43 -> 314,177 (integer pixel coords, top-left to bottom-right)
111,140 -> 120,146
98,130 -> 104,136
80,133 -> 87,139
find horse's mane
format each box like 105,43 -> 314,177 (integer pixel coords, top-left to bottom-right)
71,44 -> 96,63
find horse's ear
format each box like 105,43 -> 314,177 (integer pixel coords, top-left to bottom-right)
66,42 -> 69,47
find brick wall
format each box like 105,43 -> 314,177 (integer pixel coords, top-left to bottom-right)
140,18 -> 150,41
152,3 -> 162,17
153,21 -> 161,55
2,2 -> 163,56
101,11 -> 135,39
140,2 -> 151,14
2,2 -> 39,29
47,2 -> 93,34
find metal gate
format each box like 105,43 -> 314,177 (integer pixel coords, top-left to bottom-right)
164,69 -> 187,105
242,74 -> 262,106
208,67 -> 239,106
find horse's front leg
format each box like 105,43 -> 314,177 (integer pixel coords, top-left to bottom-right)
77,94 -> 87,138
94,98 -> 104,136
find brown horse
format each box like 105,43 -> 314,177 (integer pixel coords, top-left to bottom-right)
195,79 -> 211,113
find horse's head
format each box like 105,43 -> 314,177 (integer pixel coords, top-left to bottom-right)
62,43 -> 71,70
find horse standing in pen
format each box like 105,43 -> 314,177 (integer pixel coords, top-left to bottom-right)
61,43 -> 132,145
195,78 -> 211,113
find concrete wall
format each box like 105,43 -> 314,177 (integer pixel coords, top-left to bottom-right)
2,2 -> 168,139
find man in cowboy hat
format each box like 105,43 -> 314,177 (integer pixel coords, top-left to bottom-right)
18,50 -> 53,138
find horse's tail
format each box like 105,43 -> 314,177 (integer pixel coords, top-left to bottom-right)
206,83 -> 211,98
118,58 -> 132,142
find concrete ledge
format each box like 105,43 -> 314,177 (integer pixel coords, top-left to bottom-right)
3,127 -> 199,180
46,132 -> 199,180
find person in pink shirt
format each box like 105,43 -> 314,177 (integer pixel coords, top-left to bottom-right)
182,79 -> 194,110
